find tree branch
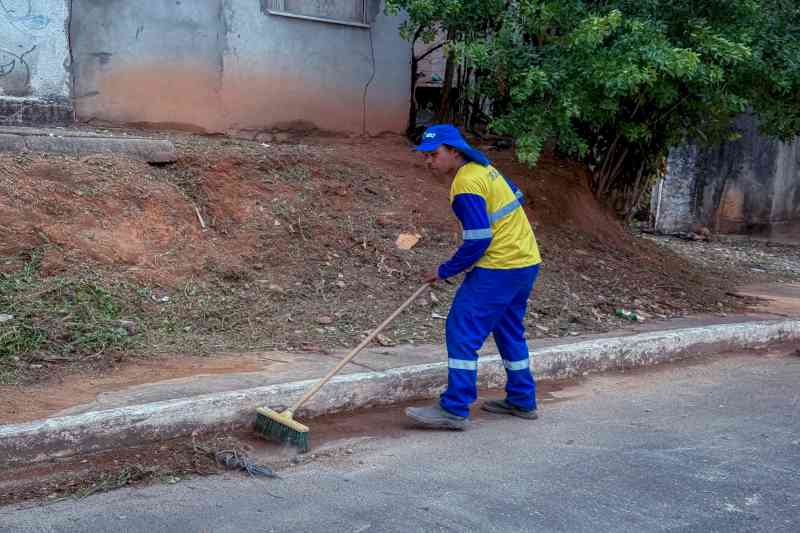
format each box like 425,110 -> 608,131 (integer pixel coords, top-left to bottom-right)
417,41 -> 446,63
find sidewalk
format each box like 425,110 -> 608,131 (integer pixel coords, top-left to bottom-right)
1,283 -> 798,468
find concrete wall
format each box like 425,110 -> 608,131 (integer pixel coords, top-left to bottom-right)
70,0 -> 410,135
651,143 -> 700,234
0,0 -> 72,123
653,115 -> 800,239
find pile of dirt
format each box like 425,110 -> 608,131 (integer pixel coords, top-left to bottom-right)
0,131 -> 771,385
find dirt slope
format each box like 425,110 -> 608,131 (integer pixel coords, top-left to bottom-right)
0,131 -> 757,387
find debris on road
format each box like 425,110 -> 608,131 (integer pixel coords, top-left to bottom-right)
214,450 -> 278,479
375,334 -> 397,347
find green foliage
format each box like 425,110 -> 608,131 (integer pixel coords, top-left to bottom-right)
387,0 -> 800,215
0,252 -> 135,359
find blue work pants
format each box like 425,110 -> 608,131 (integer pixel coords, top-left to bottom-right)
440,265 -> 540,417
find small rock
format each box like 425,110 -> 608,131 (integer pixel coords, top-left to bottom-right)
376,334 -> 396,347
30,364 -> 43,369
534,325 -> 550,332
0,314 -> 13,322
335,281 -> 346,289
268,284 -> 286,294
317,316 -> 335,325
344,449 -> 354,455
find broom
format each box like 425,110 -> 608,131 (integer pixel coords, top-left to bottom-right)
255,283 -> 432,452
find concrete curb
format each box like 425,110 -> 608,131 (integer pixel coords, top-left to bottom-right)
0,129 -> 176,163
2,319 -> 799,467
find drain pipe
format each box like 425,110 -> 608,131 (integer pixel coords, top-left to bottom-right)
361,0 -> 376,136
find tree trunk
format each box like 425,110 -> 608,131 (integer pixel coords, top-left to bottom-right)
407,54 -> 419,136
436,29 -> 457,123
467,72 -> 481,132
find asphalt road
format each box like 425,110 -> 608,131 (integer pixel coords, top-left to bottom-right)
3,351 -> 799,532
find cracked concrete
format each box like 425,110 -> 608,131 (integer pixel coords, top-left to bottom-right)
0,126 -> 176,162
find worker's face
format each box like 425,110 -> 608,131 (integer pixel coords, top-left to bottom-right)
423,145 -> 464,176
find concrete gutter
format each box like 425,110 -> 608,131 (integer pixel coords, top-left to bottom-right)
0,127 -> 176,163
2,319 -> 799,467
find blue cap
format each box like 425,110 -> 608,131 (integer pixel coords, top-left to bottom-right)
415,124 -> 491,166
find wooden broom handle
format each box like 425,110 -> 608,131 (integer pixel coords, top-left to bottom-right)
288,283 -> 432,414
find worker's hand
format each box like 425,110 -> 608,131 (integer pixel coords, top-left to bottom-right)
424,270 -> 441,284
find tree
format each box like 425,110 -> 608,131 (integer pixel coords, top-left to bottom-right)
387,0 -> 800,218
385,0 -> 507,134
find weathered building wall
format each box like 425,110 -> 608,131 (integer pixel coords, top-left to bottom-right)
653,115 -> 800,239
651,144 -> 699,234
70,1 -> 225,131
70,0 -> 410,135
0,0 -> 72,123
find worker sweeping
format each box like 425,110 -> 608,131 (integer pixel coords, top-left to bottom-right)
406,124 -> 542,430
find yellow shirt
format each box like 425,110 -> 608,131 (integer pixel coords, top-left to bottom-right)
448,163 -> 541,270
